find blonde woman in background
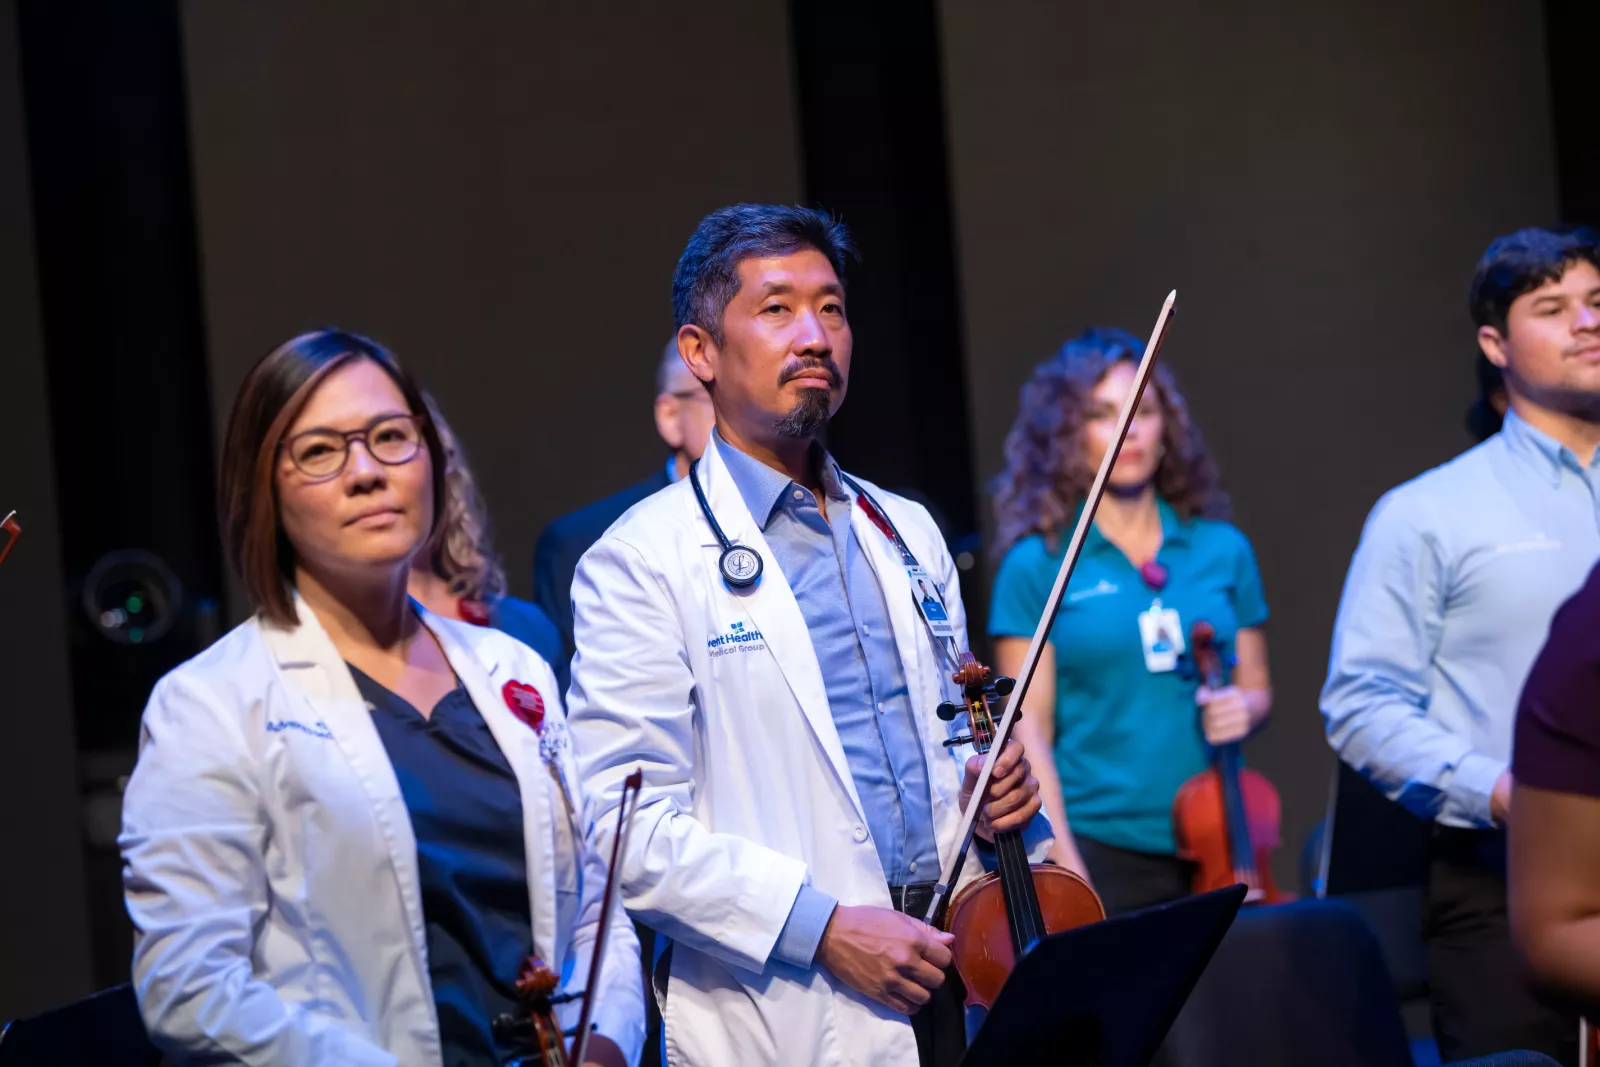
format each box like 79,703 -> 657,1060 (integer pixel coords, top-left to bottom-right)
409,393 -> 563,669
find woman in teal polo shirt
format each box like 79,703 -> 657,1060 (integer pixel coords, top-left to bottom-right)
988,327 -> 1273,916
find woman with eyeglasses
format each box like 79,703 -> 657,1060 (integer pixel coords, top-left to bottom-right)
119,330 -> 643,1067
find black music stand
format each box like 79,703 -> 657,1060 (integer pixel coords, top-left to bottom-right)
959,885 -> 1246,1067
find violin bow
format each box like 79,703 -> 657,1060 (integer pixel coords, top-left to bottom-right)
0,511 -> 19,568
923,290 -> 1178,926
569,767 -> 643,1066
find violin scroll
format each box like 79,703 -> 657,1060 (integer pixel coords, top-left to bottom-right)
939,653 -> 1018,749
1189,621 -> 1225,688
497,956 -> 574,1066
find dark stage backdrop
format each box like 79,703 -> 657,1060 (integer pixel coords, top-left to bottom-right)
0,3 -> 91,1020
179,0 -> 803,612
938,0 -> 1558,889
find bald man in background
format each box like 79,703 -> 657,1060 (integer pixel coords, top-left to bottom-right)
533,338 -> 714,690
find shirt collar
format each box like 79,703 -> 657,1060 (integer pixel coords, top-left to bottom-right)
712,428 -> 849,530
1499,407 -> 1594,487
1074,495 -> 1190,554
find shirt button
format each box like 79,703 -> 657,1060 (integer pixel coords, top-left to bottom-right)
863,623 -> 871,635
853,826 -> 868,842
793,489 -> 804,501
909,861 -> 918,874
877,702 -> 885,713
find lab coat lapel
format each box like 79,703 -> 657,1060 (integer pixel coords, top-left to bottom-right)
425,612 -> 561,966
698,438 -> 866,820
260,597 -> 431,982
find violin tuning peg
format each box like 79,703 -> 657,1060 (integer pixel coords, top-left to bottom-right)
936,701 -> 960,721
991,676 -> 1015,697
942,734 -> 975,748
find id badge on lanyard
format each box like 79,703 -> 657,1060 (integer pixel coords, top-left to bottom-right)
845,477 -> 961,666
1138,598 -> 1184,673
909,564 -> 955,639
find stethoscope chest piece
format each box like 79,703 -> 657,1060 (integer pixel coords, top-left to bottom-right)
718,544 -> 763,589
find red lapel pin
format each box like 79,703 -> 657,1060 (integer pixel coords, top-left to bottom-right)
502,679 -> 546,733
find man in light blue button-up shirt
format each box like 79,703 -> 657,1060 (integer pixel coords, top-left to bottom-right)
1323,225 -> 1600,1064
717,429 -> 945,967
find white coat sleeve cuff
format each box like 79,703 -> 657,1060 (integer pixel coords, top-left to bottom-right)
769,885 -> 838,968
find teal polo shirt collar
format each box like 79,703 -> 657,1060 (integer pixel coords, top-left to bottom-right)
1078,496 -> 1192,558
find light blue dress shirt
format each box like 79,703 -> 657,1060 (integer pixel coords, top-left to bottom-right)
714,432 -> 941,968
1322,409 -> 1600,827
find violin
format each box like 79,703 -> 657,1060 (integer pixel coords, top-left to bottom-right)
500,957 -> 578,1067
1172,622 -> 1286,904
920,290 -> 1177,1004
936,653 -> 1104,1009
499,768 -> 643,1066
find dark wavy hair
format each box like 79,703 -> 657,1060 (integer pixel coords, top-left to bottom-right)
990,327 -> 1230,561
419,390 -> 507,603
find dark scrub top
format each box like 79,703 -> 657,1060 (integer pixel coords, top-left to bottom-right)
350,665 -> 533,1067
988,499 -> 1269,855
1515,560 -> 1600,798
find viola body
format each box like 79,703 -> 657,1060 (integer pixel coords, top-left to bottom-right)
943,862 -> 1105,1009
1173,764 -> 1287,903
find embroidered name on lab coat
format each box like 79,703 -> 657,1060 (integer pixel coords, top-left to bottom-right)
266,719 -> 334,739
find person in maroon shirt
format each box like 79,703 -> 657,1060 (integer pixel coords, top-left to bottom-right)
1511,558 -> 1600,1019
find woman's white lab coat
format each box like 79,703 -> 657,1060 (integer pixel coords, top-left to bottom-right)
119,596 -> 644,1066
566,438 -> 1052,1067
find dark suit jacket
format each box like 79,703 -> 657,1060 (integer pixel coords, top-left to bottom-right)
532,467 -> 673,691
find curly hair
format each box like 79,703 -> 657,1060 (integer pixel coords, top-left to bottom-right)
420,392 -> 507,603
991,327 -> 1231,561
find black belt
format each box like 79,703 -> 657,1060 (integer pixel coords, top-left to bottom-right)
888,881 -> 937,918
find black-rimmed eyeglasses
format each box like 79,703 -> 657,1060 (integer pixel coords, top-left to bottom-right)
281,414 -> 427,479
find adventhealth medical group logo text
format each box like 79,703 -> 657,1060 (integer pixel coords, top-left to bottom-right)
707,620 -> 765,657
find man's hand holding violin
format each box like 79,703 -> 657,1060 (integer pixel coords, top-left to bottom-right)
816,738 -> 1042,1015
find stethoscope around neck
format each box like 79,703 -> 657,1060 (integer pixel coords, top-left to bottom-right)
688,459 -> 765,588
687,457 -> 925,590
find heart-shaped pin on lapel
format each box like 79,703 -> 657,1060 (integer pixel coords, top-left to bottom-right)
502,679 -> 546,733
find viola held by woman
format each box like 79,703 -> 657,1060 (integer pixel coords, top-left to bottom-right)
1172,620 -> 1287,904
